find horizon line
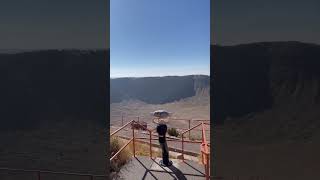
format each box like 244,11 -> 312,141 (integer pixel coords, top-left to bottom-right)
110,74 -> 210,79
211,40 -> 320,46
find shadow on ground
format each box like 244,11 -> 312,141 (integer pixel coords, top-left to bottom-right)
115,156 -> 206,180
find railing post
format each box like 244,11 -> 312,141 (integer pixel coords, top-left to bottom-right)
188,120 -> 191,139
121,114 -> 124,126
90,175 -> 94,180
205,162 -> 210,180
202,151 -> 205,164
201,123 -> 204,142
181,134 -> 184,161
132,126 -> 135,157
149,131 -> 152,158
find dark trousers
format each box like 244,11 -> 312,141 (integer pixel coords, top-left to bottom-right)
159,140 -> 169,165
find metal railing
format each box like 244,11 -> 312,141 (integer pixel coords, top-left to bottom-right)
0,167 -> 107,180
181,122 -> 210,180
201,123 -> 210,180
110,120 -> 154,160
111,115 -> 209,124
111,115 -> 210,139
110,118 -> 211,179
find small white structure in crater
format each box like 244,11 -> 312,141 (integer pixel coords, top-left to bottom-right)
151,110 -> 171,118
151,110 -> 172,124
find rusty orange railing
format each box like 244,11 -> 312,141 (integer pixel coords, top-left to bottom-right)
201,122 -> 210,180
110,120 -> 154,160
111,115 -> 210,140
181,122 -> 210,180
0,118 -> 209,180
110,117 -> 211,179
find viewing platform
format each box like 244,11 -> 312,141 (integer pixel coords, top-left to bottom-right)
115,156 -> 206,180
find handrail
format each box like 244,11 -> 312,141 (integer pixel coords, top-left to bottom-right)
110,120 -> 153,160
169,118 -> 210,121
110,118 -> 211,179
112,115 -> 210,140
112,125 -> 210,132
111,115 -> 209,126
200,122 -> 210,180
111,115 -> 209,121
2,116 -> 210,180
110,120 -> 135,136
135,138 -> 203,144
111,120 -> 209,159
110,138 -> 133,161
201,123 -> 209,159
179,121 -> 210,180
181,123 -> 203,135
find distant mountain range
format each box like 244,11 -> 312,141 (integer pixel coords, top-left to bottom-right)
110,75 -> 210,104
212,41 -> 320,126
1,41 -> 319,131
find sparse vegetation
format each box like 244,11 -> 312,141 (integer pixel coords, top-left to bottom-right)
168,128 -> 179,137
110,137 -> 167,172
129,141 -> 177,159
128,141 -> 161,157
110,137 -> 131,172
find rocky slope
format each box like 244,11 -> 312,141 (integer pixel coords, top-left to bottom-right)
110,75 -> 210,104
212,41 -> 320,128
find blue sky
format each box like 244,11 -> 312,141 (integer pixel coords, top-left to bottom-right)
110,0 -> 210,77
